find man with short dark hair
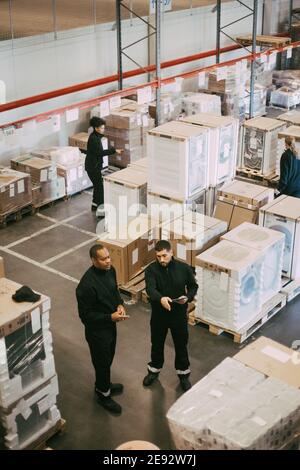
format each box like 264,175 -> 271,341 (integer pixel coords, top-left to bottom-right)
76,244 -> 129,414
143,240 -> 198,392
85,117 -> 123,215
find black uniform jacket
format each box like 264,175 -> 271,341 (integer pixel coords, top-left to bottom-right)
76,266 -> 123,330
278,149 -> 300,198
145,258 -> 198,315
85,130 -> 116,172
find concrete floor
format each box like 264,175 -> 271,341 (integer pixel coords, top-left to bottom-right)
0,191 -> 300,450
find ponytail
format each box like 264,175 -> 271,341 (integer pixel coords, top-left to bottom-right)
285,136 -> 298,157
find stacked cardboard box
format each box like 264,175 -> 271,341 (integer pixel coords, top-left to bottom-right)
240,117 -> 286,175
0,168 -> 32,219
195,240 -> 265,331
105,103 -> 154,168
167,355 -> 300,450
0,278 -> 60,450
181,92 -> 221,116
32,147 -> 92,196
68,132 -> 89,152
148,93 -> 182,124
97,214 -> 160,284
259,195 -> 300,280
104,167 -> 147,233
214,180 -> 274,230
161,211 -> 227,267
147,190 -> 207,223
31,177 -> 66,208
221,222 -> 284,303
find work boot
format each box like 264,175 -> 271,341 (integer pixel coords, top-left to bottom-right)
143,371 -> 159,387
179,375 -> 191,392
97,394 -> 122,414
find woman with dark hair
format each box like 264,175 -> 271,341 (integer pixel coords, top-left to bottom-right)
277,136 -> 300,198
85,117 -> 123,215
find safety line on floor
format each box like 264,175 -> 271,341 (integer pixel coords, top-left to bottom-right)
42,237 -> 98,265
0,247 -> 80,284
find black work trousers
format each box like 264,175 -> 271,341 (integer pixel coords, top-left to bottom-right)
148,310 -> 190,375
85,326 -> 116,393
87,169 -> 104,208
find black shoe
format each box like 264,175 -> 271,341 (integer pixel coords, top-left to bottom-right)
110,383 -> 124,396
179,375 -> 191,392
97,394 -> 122,414
91,204 -> 97,212
143,372 -> 159,387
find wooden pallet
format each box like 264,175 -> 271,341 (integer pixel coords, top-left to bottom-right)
280,278 -> 300,302
194,293 -> 286,343
25,418 -> 66,450
236,35 -> 291,48
119,271 -> 146,302
0,204 -> 34,229
236,167 -> 277,188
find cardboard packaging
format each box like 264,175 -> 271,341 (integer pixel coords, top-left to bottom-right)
195,240 -> 264,331
221,222 -> 284,303
0,257 -> 5,278
68,132 -> 89,151
0,375 -> 61,450
148,121 -> 209,200
234,336 -> 300,389
161,213 -> 227,267
31,176 -> 66,207
167,357 -> 300,450
240,117 -> 286,175
181,92 -> 221,116
270,87 -> 300,109
11,155 -> 57,185
0,168 -> 32,217
182,113 -> 239,187
56,156 -> 92,196
277,110 -> 300,126
259,194 -> 300,280
128,157 -> 148,172
32,146 -> 81,167
149,93 -> 182,124
214,180 -> 274,230
0,278 -> 56,409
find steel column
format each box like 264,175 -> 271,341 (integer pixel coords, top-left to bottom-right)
216,0 -> 221,63
249,0 -> 258,119
155,0 -> 162,126
116,0 -> 123,90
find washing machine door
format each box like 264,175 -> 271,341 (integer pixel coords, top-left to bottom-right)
243,128 -> 264,171
263,215 -> 295,278
240,270 -> 258,305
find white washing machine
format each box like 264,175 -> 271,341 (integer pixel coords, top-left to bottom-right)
221,223 -> 284,303
196,240 -> 264,331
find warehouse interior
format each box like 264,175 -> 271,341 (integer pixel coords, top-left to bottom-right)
1,0 -> 300,452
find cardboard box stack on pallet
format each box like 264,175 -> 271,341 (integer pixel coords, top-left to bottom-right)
167,337 -> 300,450
0,168 -> 32,224
195,221 -> 285,333
240,117 -> 286,176
32,147 -> 92,197
214,180 -> 274,230
10,155 -> 65,209
148,93 -> 182,125
181,92 -> 221,117
0,278 -> 61,450
68,132 -> 89,152
104,102 -> 154,168
161,211 -> 227,267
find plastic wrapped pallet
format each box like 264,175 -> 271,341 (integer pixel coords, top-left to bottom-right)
128,157 -> 148,172
270,87 -> 300,109
181,93 -> 221,116
32,146 -> 81,167
147,190 -> 207,223
241,117 -> 286,174
31,176 -> 66,208
195,240 -> 264,331
277,125 -> 300,174
259,194 -> 300,280
272,69 -> 300,89
0,278 -> 56,409
0,375 -> 60,450
148,93 -> 182,124
167,357 -> 300,450
11,155 -> 57,185
68,132 -> 89,152
244,83 -> 267,118
277,110 -> 300,126
221,222 -> 284,303
148,121 -> 209,200
182,114 -> 239,187
0,168 -> 32,218
104,167 -> 147,232
214,180 -> 274,230
56,156 -> 92,196
161,212 -> 227,267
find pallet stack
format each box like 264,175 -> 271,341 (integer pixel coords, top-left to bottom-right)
149,93 -> 182,125
0,168 -> 32,227
0,278 -> 61,450
181,92 -> 221,117
167,348 -> 300,450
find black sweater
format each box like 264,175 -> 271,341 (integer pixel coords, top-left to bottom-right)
76,266 -> 123,329
278,149 -> 300,198
145,258 -> 198,314
85,130 -> 116,172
